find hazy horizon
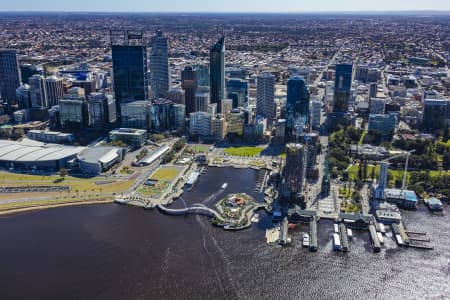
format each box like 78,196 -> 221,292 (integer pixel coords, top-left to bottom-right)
1,0 -> 450,13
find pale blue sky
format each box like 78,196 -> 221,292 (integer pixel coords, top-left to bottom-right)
1,0 -> 449,12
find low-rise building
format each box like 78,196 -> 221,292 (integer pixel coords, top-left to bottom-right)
384,188 -> 418,210
77,146 -> 125,174
27,130 -> 74,144
350,144 -> 389,160
109,128 -> 147,147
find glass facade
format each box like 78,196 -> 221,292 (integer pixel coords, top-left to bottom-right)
111,32 -> 148,121
181,66 -> 198,115
333,63 -> 353,113
209,37 -> 225,113
285,76 -> 310,140
150,30 -> 170,99
0,50 -> 21,105
226,78 -> 248,108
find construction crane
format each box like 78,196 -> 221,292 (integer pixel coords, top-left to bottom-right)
376,150 -> 416,200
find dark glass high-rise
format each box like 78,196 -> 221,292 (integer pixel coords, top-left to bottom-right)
333,63 -> 352,113
285,76 -> 310,140
110,31 -> 149,121
209,37 -> 225,113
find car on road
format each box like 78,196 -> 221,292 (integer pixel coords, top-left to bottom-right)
302,233 -> 310,247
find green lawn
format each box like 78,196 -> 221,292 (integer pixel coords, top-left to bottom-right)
188,145 -> 208,153
138,182 -> 170,197
348,164 -> 450,183
347,164 -> 407,183
224,146 -> 264,157
150,167 -> 181,181
0,171 -> 135,194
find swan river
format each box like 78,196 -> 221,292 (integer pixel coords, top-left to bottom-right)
0,167 -> 449,299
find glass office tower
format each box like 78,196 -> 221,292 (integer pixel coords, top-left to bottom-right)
0,49 -> 21,105
209,37 -> 225,113
333,63 -> 353,113
150,30 -> 170,99
286,76 -> 310,140
110,31 -> 149,121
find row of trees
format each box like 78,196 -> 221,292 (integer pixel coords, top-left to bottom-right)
162,138 -> 186,164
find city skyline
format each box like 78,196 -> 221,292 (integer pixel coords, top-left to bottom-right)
1,0 -> 450,12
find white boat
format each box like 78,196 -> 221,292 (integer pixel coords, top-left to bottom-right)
377,232 -> 384,245
347,228 -> 353,239
302,233 -> 310,247
379,223 -> 386,234
334,224 -> 339,233
333,233 -> 342,251
221,183 -> 228,189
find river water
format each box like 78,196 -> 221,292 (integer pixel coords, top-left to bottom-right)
0,167 -> 449,299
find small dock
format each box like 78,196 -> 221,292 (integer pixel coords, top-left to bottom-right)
309,217 -> 318,252
405,230 -> 427,236
339,223 -> 350,252
368,224 -> 381,252
407,242 -> 434,250
392,222 -> 434,250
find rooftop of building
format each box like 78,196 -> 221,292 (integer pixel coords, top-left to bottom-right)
78,146 -> 122,164
384,189 -> 418,203
0,139 -> 84,163
109,128 -> 147,135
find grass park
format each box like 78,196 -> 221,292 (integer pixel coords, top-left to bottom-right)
0,171 -> 138,213
347,164 -> 450,186
224,146 -> 264,157
0,171 -> 135,197
138,166 -> 182,197
187,145 -> 208,153
150,167 -> 181,181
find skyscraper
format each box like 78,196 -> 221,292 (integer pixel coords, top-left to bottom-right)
59,88 -> 89,130
285,76 -> 310,140
16,84 -> 32,110
311,100 -> 322,130
150,30 -> 170,99
195,86 -> 210,112
256,72 -> 276,126
333,63 -> 353,113
227,78 -> 248,108
28,74 -> 47,108
167,88 -> 185,106
181,66 -> 198,115
210,37 -> 225,113
20,64 -> 43,84
45,76 -> 64,108
195,64 -> 210,87
110,31 -> 149,121
284,143 -> 305,207
0,50 -> 21,105
88,92 -> 117,129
